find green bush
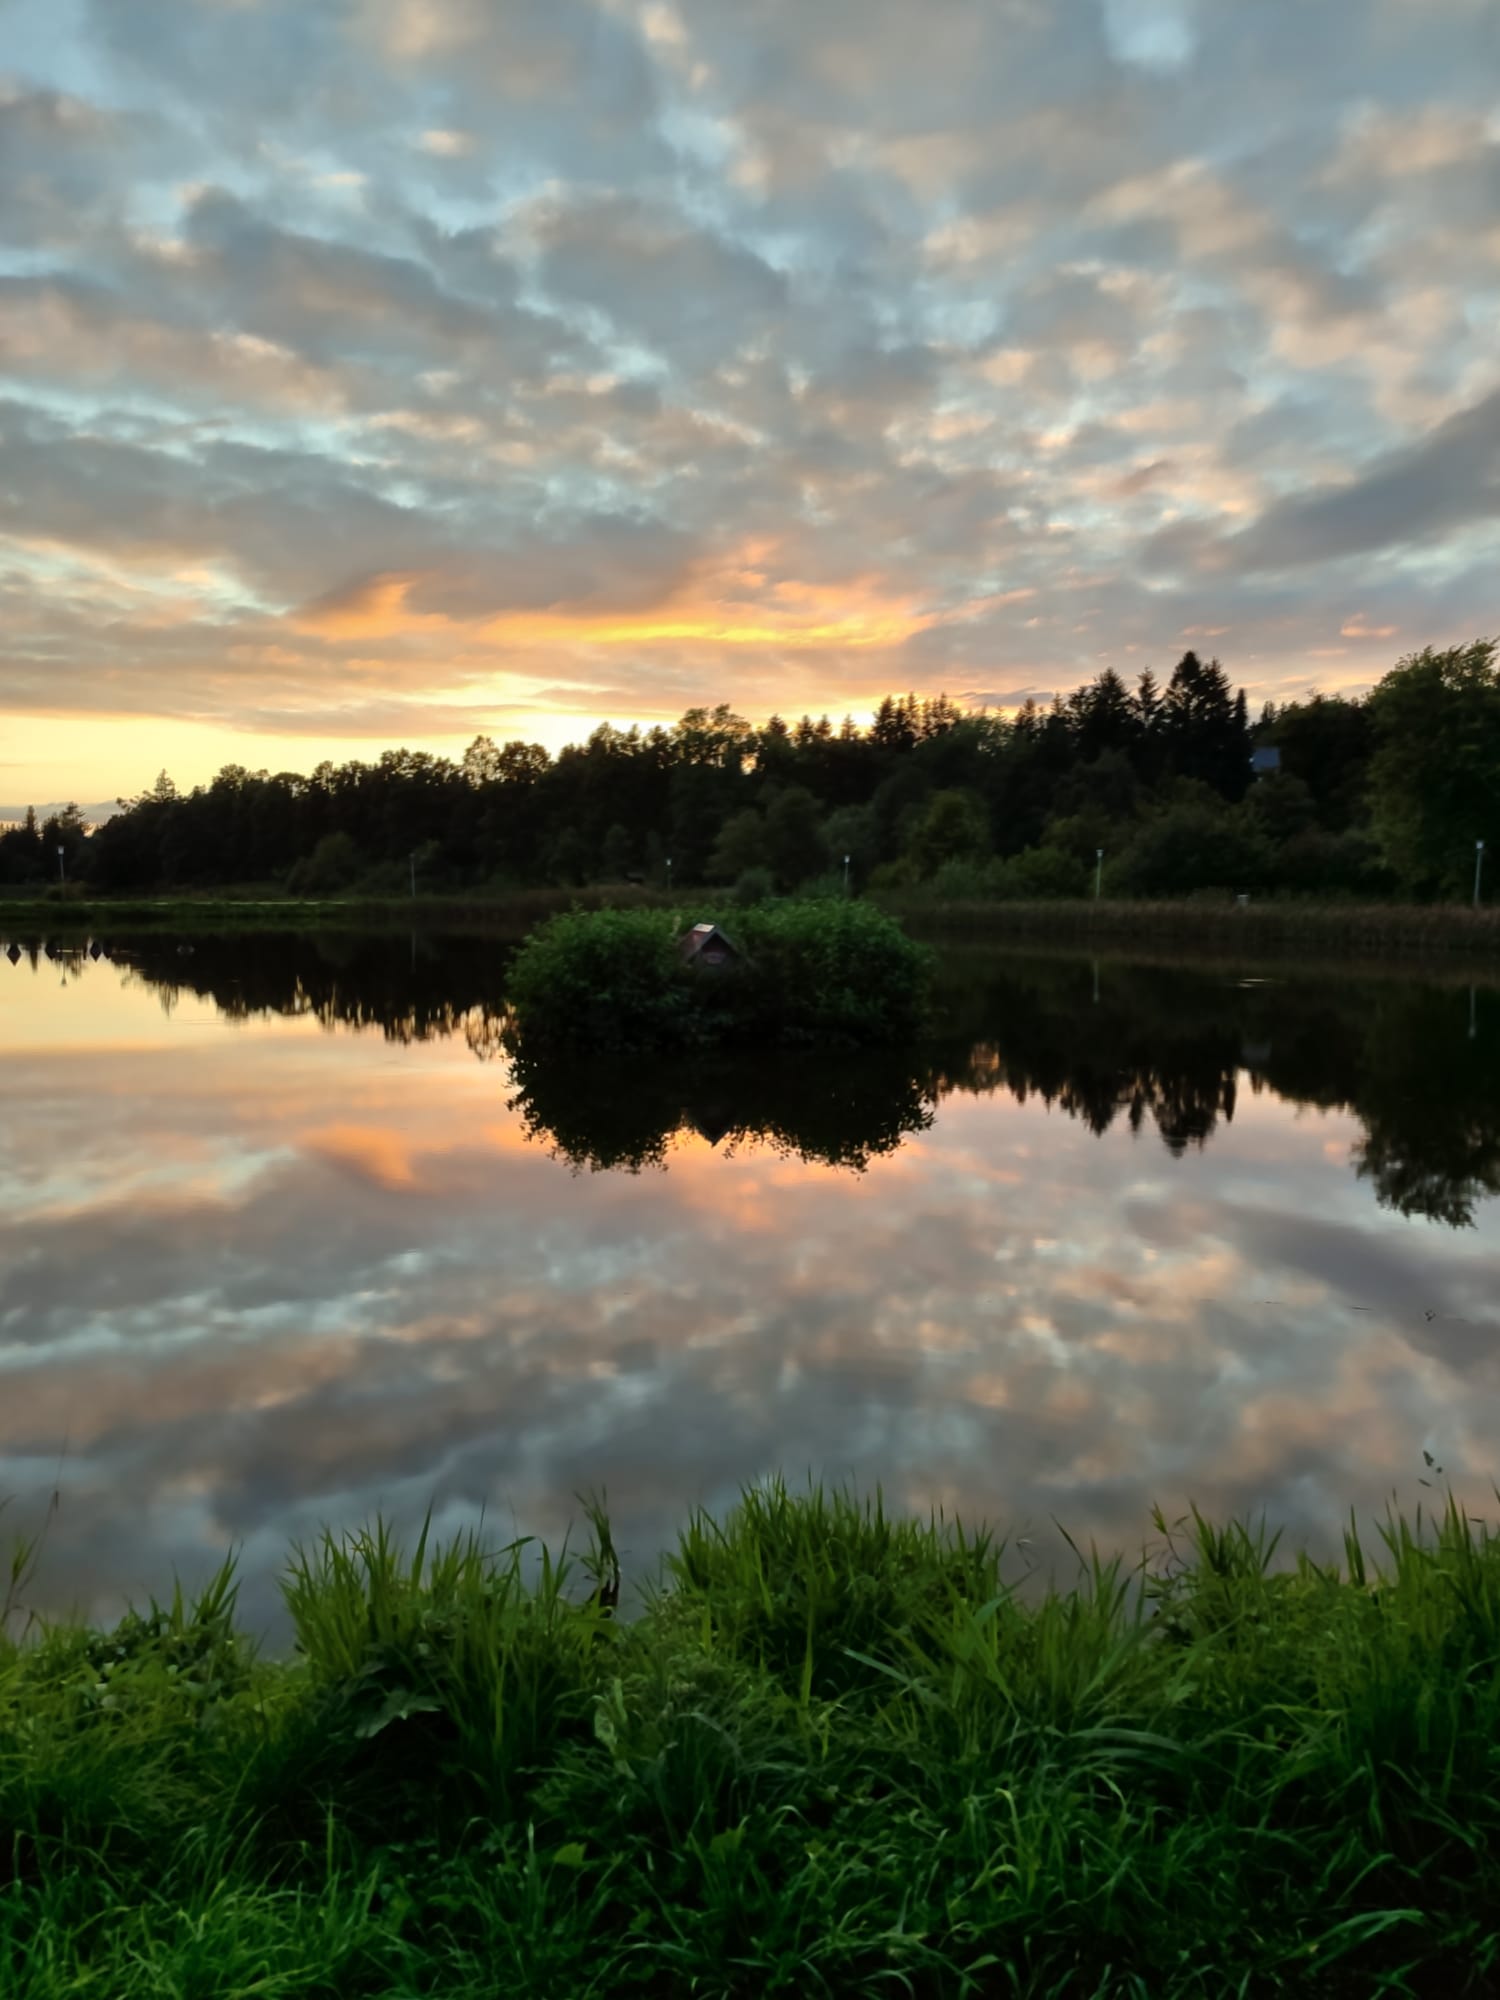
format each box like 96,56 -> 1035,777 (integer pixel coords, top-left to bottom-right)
507,901 -> 932,1050
507,907 -> 690,1051
867,856 -> 919,891
1111,800 -> 1273,898
731,865 -> 774,907
992,845 -> 1089,899
927,856 -> 992,900
286,832 -> 361,896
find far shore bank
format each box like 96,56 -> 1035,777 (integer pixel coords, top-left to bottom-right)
888,892 -> 1500,963
4,887 -> 1500,966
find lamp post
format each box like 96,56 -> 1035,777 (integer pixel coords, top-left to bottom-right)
1094,847 -> 1103,900
843,852 -> 851,897
666,856 -> 673,894
57,844 -> 66,886
1476,839 -> 1487,910
409,850 -> 417,900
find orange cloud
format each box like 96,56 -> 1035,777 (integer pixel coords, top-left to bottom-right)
298,558 -> 941,653
1340,615 -> 1399,639
303,1122 -> 421,1190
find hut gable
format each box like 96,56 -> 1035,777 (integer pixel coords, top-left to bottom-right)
677,921 -> 742,970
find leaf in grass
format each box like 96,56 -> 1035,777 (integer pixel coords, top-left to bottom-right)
356,1688 -> 444,1739
551,1843 -> 588,1869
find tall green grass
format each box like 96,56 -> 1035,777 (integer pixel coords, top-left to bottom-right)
5,1484 -> 1500,1995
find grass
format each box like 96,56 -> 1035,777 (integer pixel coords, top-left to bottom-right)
0,885 -> 682,936
5,1485 -> 1500,1996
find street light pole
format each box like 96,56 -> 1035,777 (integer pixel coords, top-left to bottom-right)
1476,839 -> 1487,910
843,852 -> 851,897
57,844 -> 66,886
666,856 -> 673,894
1094,848 -> 1103,900
409,850 -> 416,899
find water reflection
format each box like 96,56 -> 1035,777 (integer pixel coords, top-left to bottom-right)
2,928 -> 1498,1636
927,954 -> 1500,1228
505,1044 -> 934,1172
13,932 -> 1499,1226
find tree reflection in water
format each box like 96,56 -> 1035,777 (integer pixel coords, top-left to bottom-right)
8,929 -> 1499,1227
504,1040 -> 934,1173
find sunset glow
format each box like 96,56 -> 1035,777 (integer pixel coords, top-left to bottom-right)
3,0 -> 1499,802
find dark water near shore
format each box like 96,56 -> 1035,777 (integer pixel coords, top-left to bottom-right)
2,927 -> 1498,1635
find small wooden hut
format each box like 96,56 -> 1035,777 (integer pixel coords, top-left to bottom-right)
677,921 -> 742,971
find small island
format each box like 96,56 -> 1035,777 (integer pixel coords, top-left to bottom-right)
506,900 -> 933,1051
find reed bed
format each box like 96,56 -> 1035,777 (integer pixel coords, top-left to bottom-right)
9,889 -> 1500,969
4,1484 -> 1500,1996
887,895 -> 1500,962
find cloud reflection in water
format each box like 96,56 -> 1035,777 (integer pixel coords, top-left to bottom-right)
1,932 -> 1497,1636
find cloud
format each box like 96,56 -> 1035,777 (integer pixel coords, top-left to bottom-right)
0,82 -> 174,248
531,191 -> 789,372
1227,384 -> 1500,573
0,0 -> 1498,788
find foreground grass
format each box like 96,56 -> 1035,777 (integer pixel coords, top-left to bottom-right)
5,1487 -> 1500,1997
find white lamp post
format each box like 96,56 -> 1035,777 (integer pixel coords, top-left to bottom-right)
843,852 -> 851,896
1094,847 -> 1103,900
1476,839 -> 1487,910
57,844 -> 66,885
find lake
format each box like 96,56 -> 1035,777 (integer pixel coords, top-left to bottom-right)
3,925 -> 1498,1636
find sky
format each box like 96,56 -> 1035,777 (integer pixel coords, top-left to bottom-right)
2,0 -> 1499,802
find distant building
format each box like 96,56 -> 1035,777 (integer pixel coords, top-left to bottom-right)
678,921 -> 742,970
1250,745 -> 1282,778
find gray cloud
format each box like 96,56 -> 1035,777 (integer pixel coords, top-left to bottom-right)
533,192 -> 789,372
1229,384 -> 1500,572
0,0 -> 1497,777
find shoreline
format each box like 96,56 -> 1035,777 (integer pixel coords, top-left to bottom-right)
4,887 -> 1500,965
886,892 -> 1500,962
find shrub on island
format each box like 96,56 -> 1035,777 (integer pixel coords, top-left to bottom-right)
506,899 -> 931,1051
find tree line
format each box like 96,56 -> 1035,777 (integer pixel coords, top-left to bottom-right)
3,639 -> 1495,902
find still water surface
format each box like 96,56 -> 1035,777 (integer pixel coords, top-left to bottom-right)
2,928 -> 1498,1634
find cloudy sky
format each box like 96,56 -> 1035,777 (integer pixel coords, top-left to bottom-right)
3,0 -> 1499,799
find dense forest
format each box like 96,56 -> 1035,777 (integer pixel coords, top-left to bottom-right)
4,639 -> 1496,902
